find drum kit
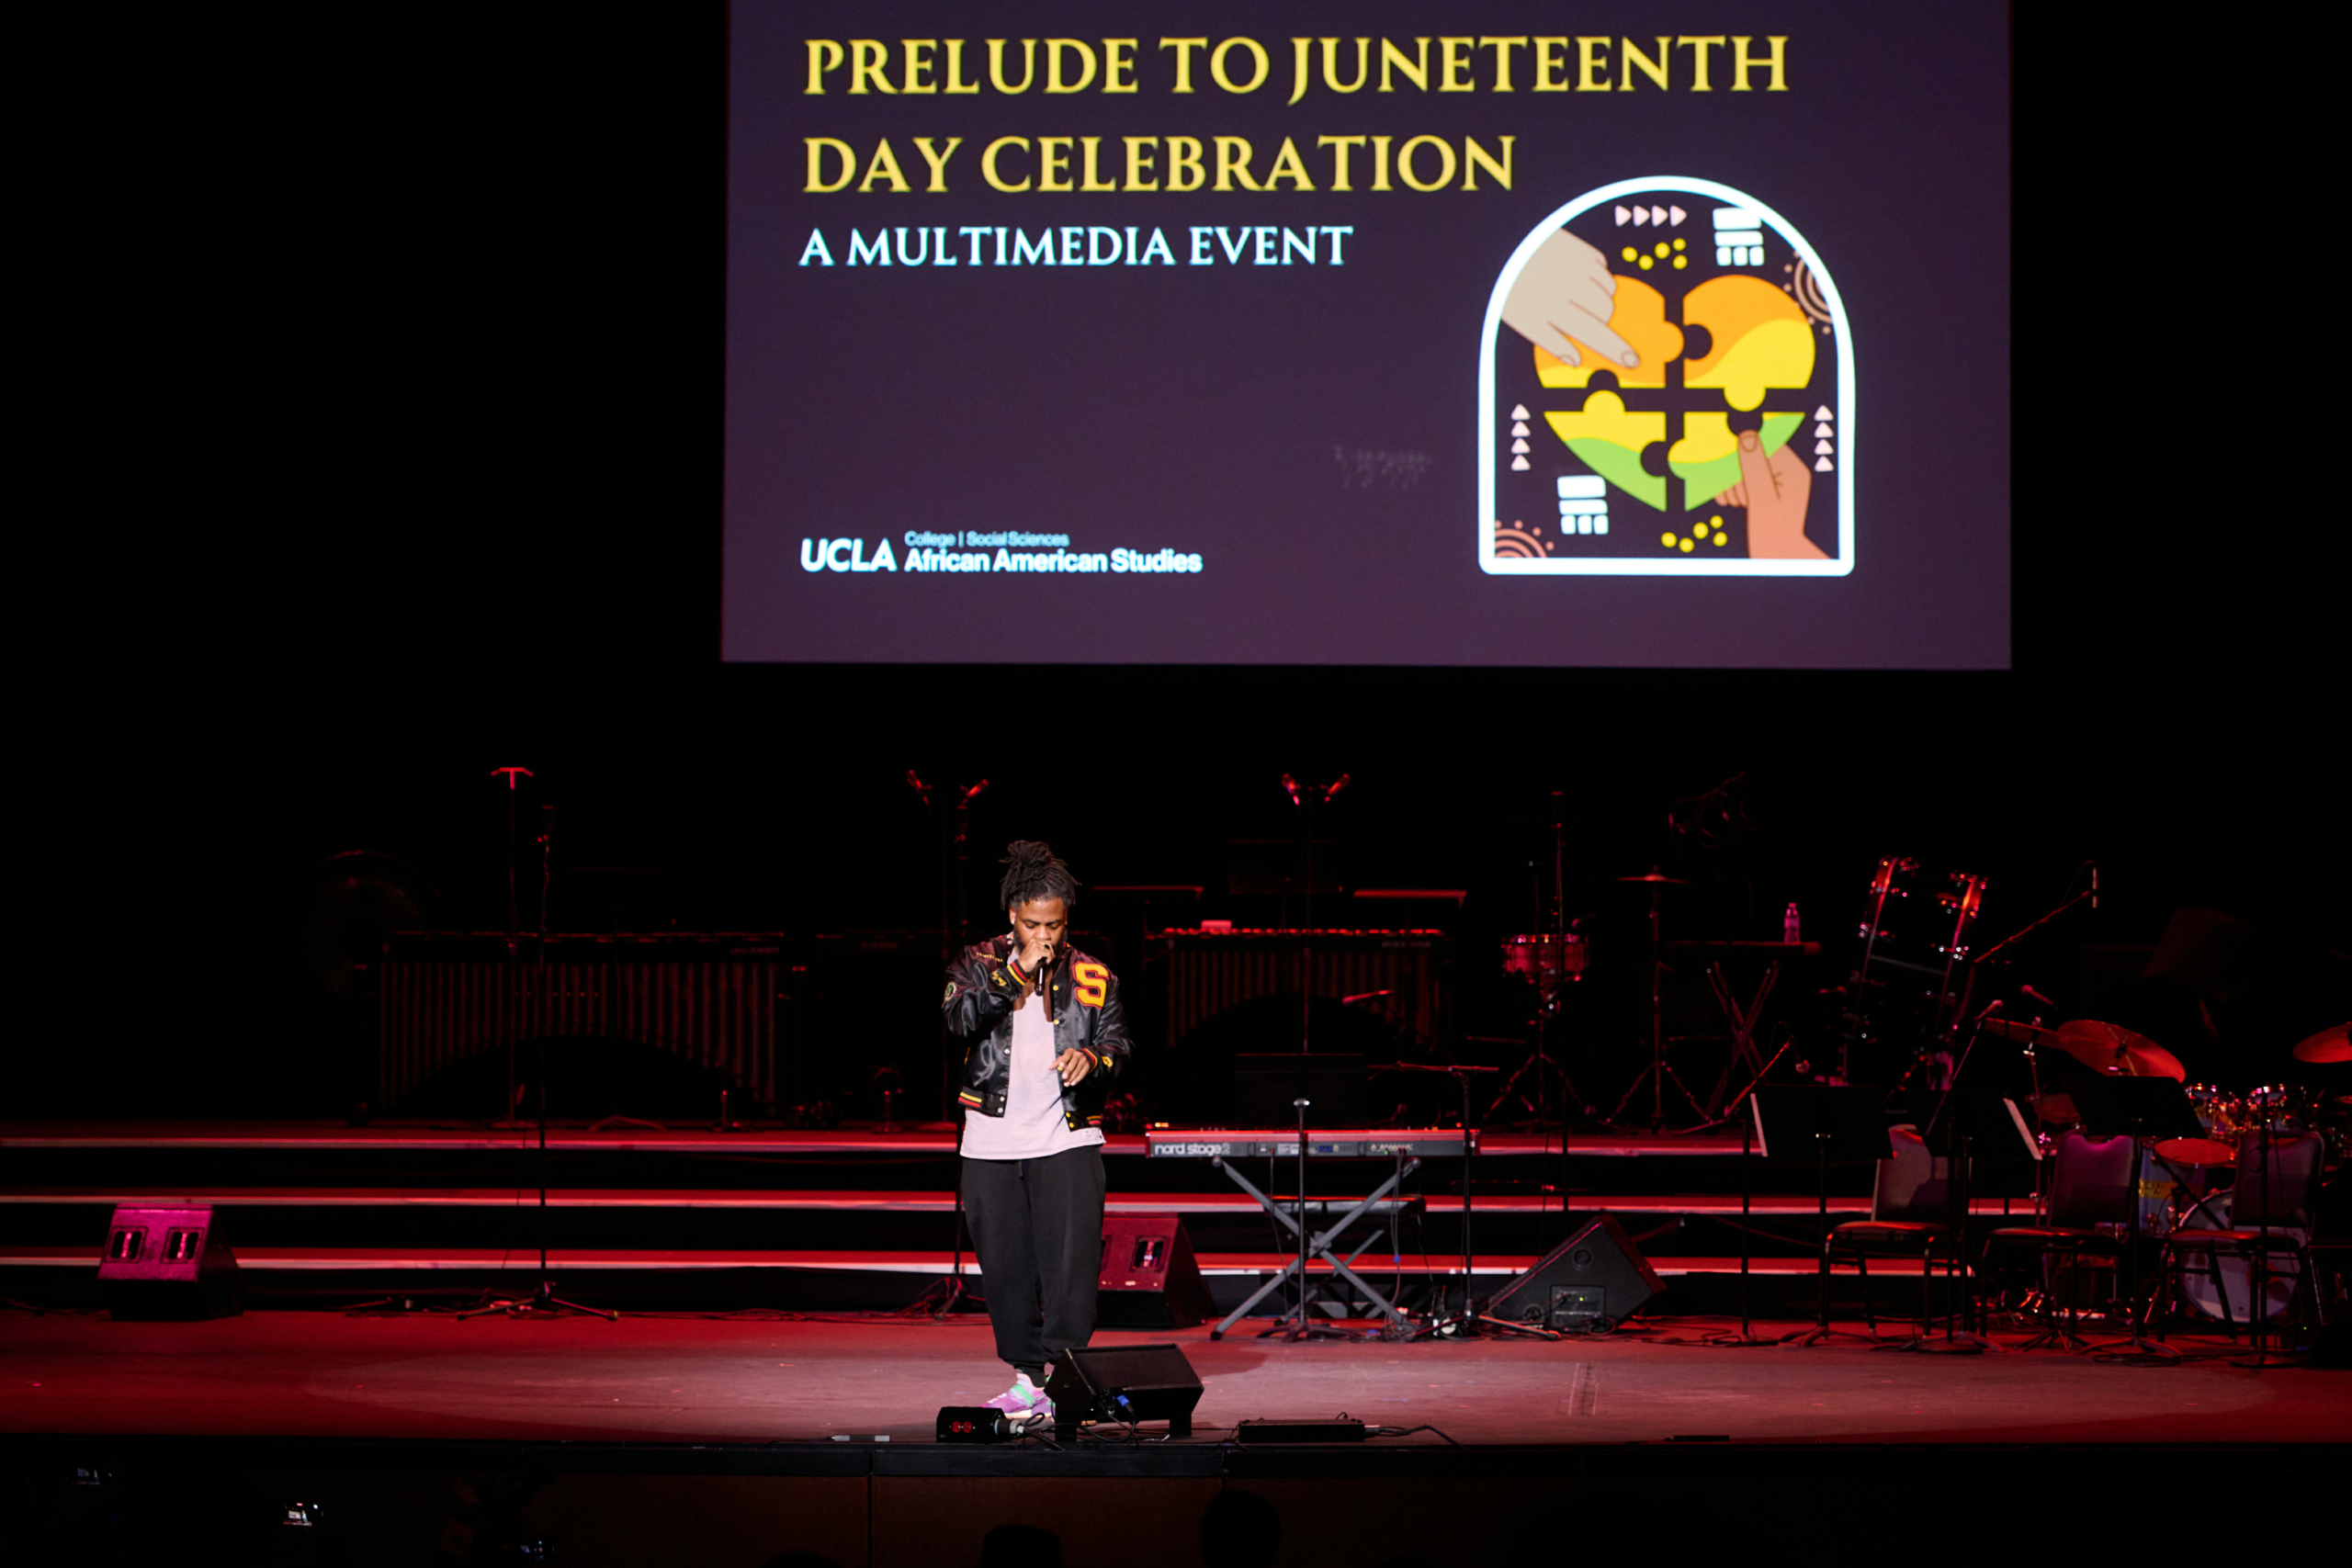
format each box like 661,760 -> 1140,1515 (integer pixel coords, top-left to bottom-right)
1492,871 -> 1687,1126
1841,857 -> 1989,1090
1987,1013 -> 2349,1322
1487,840 -> 2350,1329
1498,931 -> 1588,1009
1499,868 -> 1759,1130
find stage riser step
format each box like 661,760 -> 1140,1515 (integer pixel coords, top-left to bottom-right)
0,1262 -> 1989,1322
0,1203 -> 1926,1261
5,1128 -> 2040,1202
0,1152 -> 1908,1201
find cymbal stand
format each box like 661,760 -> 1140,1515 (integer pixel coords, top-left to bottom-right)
1610,877 -> 1705,1131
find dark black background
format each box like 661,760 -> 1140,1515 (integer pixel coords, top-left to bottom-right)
17,8 -> 2336,1120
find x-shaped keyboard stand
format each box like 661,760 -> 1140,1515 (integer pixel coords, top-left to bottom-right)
1206,1154 -> 1421,1338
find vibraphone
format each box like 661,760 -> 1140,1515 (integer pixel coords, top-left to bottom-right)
377,931 -> 789,1111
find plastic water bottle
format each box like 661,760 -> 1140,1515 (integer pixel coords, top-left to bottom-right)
1783,902 -> 1801,943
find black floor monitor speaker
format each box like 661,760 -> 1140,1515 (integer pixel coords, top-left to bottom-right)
1097,1215 -> 1214,1328
1487,1214 -> 1665,1330
97,1203 -> 244,1320
1044,1343 -> 1203,1435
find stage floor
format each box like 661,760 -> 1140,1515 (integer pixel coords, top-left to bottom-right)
6,1310 -> 2347,1449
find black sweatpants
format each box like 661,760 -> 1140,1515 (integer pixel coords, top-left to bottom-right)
961,1145 -> 1105,1378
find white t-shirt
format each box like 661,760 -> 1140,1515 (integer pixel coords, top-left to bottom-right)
959,986 -> 1106,1160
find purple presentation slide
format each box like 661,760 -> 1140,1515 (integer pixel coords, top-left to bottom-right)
723,3 -> 2007,667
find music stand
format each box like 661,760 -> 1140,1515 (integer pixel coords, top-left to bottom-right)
2064,1075 -> 2201,1362
1753,1087 -> 1895,1345
1235,1055 -> 1368,1128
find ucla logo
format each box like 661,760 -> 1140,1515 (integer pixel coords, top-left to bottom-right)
799,537 -> 899,572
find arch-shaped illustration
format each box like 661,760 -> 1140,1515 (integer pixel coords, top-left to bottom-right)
1478,177 -> 1853,577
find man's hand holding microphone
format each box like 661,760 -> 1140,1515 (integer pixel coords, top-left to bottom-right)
1013,926 -> 1092,1085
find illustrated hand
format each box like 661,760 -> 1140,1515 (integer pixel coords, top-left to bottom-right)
1053,1048 -> 1093,1086
1716,430 -> 1826,560
1501,231 -> 1640,372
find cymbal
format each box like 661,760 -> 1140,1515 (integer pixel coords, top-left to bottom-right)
1981,1017 -> 2055,1044
2154,1136 -> 2240,1168
1614,870 -> 1688,886
2291,1022 -> 2350,1065
2049,1020 -> 2186,1081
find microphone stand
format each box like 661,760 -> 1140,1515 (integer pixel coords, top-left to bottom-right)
910,772 -> 988,1316
491,767 -> 534,1132
1971,884 -> 2093,970
1386,1061 -> 1502,1337
1281,773 -> 1349,1055
464,776 -> 614,1321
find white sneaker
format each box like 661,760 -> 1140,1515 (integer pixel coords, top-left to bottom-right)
981,1371 -> 1054,1423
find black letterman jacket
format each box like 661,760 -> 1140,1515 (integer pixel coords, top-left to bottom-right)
944,933 -> 1130,1130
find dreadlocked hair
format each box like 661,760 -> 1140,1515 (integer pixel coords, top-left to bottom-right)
1000,840 -> 1080,914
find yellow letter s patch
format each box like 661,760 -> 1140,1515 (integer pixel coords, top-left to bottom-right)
1073,962 -> 1109,1008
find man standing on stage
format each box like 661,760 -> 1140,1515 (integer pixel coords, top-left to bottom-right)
944,840 -> 1129,1424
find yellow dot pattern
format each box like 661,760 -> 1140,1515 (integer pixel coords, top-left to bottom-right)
1666,516 -> 1735,554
